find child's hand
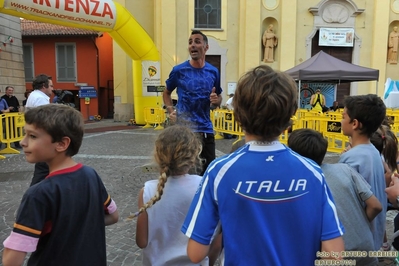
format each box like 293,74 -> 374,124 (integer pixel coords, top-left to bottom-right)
169,110 -> 177,124
385,173 -> 399,208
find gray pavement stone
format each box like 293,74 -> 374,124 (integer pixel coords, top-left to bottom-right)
0,123 -> 396,265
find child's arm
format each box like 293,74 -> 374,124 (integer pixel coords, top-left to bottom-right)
104,198 -> 119,226
208,232 -> 223,266
383,161 -> 392,187
349,167 -> 382,221
2,248 -> 27,266
104,209 -> 119,226
364,195 -> 382,222
135,188 -> 148,249
320,237 -> 344,260
187,239 -> 210,264
386,173 -> 399,207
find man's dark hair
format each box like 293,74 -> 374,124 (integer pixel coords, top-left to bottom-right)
5,86 -> 14,91
32,74 -> 52,91
191,30 -> 208,45
288,129 -> 328,165
344,94 -> 386,137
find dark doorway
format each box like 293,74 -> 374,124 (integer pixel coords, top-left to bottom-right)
312,30 -> 353,105
98,80 -> 114,119
206,55 -> 221,73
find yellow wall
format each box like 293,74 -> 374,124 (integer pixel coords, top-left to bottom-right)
112,0 -> 399,120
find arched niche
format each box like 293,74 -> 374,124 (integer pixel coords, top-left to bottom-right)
261,17 -> 278,63
387,21 -> 399,64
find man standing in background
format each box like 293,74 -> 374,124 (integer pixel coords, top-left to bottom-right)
26,74 -> 53,110
25,74 -> 53,186
2,86 -> 20,113
2,86 -> 21,148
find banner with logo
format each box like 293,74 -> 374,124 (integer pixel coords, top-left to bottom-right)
319,28 -> 354,47
142,61 -> 161,96
4,0 -> 116,28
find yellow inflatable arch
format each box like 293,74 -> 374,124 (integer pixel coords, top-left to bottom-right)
0,0 -> 159,124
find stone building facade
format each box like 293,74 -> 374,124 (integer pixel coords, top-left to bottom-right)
0,14 -> 25,101
110,0 -> 399,119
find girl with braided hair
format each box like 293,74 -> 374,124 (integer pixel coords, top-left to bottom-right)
133,125 -> 209,265
370,124 -> 399,251
370,125 -> 398,187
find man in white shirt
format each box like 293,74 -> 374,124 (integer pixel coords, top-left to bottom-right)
25,74 -> 53,186
26,74 -> 53,110
225,93 -> 234,110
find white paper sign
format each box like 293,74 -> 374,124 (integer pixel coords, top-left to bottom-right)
319,28 -> 354,47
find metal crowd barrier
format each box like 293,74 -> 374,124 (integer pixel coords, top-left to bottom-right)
386,109 -> 399,136
212,108 -> 349,154
141,106 -> 399,154
0,113 -> 25,158
142,107 -> 165,130
211,109 -> 245,141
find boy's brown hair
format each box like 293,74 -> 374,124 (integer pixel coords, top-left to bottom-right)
288,129 -> 328,165
344,94 -> 386,137
233,65 -> 298,141
24,104 -> 84,156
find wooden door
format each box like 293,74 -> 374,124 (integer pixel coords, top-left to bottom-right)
312,30 -> 353,105
206,55 -> 221,73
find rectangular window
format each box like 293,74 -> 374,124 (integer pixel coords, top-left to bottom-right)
195,0 -> 221,29
56,43 -> 76,82
23,44 -> 34,82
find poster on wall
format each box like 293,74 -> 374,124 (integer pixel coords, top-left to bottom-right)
300,83 -> 336,109
142,61 -> 161,96
319,28 -> 354,47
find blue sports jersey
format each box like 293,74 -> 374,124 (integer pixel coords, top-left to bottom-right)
182,142 -> 344,266
165,60 -> 222,133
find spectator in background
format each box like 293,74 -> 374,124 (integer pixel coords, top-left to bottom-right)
1,86 -> 21,148
225,93 -> 234,110
26,74 -> 53,111
0,98 -> 11,149
329,101 -> 341,112
310,89 -> 326,113
21,91 -> 31,112
1,86 -> 20,113
0,98 -> 11,114
339,94 -> 387,251
288,129 -> 381,266
25,74 -> 53,186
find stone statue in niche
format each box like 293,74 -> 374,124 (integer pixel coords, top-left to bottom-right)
262,24 -> 278,63
388,26 -> 399,64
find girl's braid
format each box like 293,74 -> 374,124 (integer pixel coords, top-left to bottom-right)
128,167 -> 169,219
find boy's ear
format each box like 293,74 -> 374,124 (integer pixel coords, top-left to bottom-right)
352,119 -> 362,130
55,136 -> 71,152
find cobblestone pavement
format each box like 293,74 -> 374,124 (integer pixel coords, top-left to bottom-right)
0,120 -> 397,265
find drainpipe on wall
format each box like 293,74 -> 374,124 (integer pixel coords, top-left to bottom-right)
91,35 -> 100,115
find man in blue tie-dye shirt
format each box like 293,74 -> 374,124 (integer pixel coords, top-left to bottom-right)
163,30 -> 223,175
